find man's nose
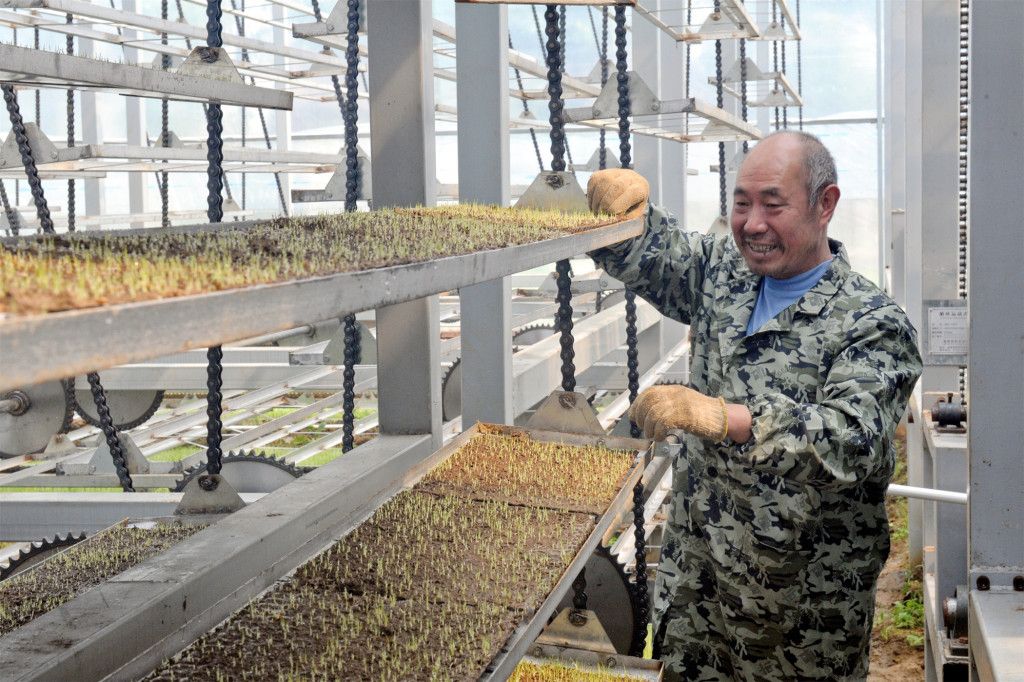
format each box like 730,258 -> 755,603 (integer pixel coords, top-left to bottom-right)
741,205 -> 769,233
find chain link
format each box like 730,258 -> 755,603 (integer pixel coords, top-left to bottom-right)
205,345 -> 225,475
66,13 -> 76,232
544,5 -> 567,172
160,0 -> 170,228
340,0 -> 363,452
2,84 -> 55,235
772,0 -> 780,130
205,0 -> 225,224
796,0 -> 803,129
780,13 -> 787,129
555,258 -> 576,391
598,7 -> 608,169
739,36 -> 749,154
569,568 -> 588,623
630,480 -> 650,655
87,372 -> 135,492
715,37 -> 727,218
0,181 -> 17,236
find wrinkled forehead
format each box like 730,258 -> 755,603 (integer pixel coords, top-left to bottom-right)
735,144 -> 809,197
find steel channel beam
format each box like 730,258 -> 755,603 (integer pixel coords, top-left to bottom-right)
0,434 -> 434,680
0,44 -> 292,109
0,492 -> 263,539
0,217 -> 642,392
1,0 -> 345,70
456,1 -> 512,427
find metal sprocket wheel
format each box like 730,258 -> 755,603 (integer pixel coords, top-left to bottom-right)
554,544 -> 643,655
74,387 -> 164,431
172,450 -> 312,494
0,379 -> 75,458
441,322 -> 558,421
0,532 -> 86,581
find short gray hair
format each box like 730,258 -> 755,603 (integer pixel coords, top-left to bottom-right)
763,130 -> 838,207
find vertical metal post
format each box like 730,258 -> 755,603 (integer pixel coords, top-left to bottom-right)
367,0 -> 441,448
658,0 -> 685,219
455,2 -> 513,427
967,2 -> 1024,677
272,2 -> 292,215
122,0 -> 145,228
633,0 -> 660,202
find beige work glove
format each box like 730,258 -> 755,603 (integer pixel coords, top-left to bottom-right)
629,385 -> 729,442
587,168 -> 650,218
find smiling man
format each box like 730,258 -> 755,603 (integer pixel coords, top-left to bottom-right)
588,131 -> 922,681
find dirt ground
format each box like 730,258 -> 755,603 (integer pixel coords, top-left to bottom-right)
868,426 -> 926,681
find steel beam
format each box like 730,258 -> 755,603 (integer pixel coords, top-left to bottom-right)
456,1 -> 512,427
0,44 -> 292,109
0,217 -> 642,392
967,7 -> 1024,680
0,492 -> 263,539
367,0 -> 440,448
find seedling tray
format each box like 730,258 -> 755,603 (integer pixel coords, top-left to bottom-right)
145,423 -> 649,681
0,209 -> 643,393
0,519 -> 205,637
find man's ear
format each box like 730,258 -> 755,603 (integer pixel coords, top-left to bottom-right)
817,184 -> 841,226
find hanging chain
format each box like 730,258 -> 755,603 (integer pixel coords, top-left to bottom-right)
2,84 -> 55,235
569,569 -> 588,624
205,345 -> 225,475
715,39 -> 727,218
739,37 -> 749,154
598,7 -> 608,169
202,0 -> 226,476
615,6 -> 650,653
0,181 -> 17,236
771,0 -> 780,130
341,0 -> 362,453
87,373 -> 135,492
684,0 -> 692,136
65,14 -> 75,232
205,0 -> 225,224
557,5 -> 574,169
509,34 -> 545,172
780,13 -> 787,129
160,0 -> 171,228
555,259 -> 576,392
796,0 -> 803,129
957,0 -> 969,406
544,5 -> 567,172
33,27 -> 40,124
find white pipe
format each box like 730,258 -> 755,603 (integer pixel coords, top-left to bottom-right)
887,483 -> 967,505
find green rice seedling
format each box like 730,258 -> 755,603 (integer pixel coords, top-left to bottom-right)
1,206 -> 617,316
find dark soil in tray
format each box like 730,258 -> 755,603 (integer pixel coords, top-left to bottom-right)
0,522 -> 204,637
419,429 -> 635,515
146,491 -> 595,681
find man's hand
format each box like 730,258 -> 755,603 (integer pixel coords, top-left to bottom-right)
629,384 -> 729,442
587,168 -> 650,217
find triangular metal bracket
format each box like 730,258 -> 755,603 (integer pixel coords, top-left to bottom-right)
751,87 -> 793,107
720,57 -> 769,83
585,58 -> 611,84
570,147 -> 623,173
536,607 -> 617,654
175,473 -> 246,515
291,145 -> 371,204
175,46 -> 244,84
87,432 -> 151,474
515,171 -> 588,212
698,11 -> 744,38
761,20 -> 787,40
591,72 -> 660,119
149,130 -> 194,149
526,391 -> 606,436
0,123 -> 61,169
322,321 -> 377,364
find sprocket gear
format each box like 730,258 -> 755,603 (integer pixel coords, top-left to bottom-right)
441,322 -> 559,421
172,450 -> 311,493
0,532 -> 86,581
75,388 -> 164,431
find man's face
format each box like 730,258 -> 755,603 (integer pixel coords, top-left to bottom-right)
730,136 -> 835,279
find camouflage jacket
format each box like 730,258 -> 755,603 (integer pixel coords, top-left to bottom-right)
591,206 -> 922,681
